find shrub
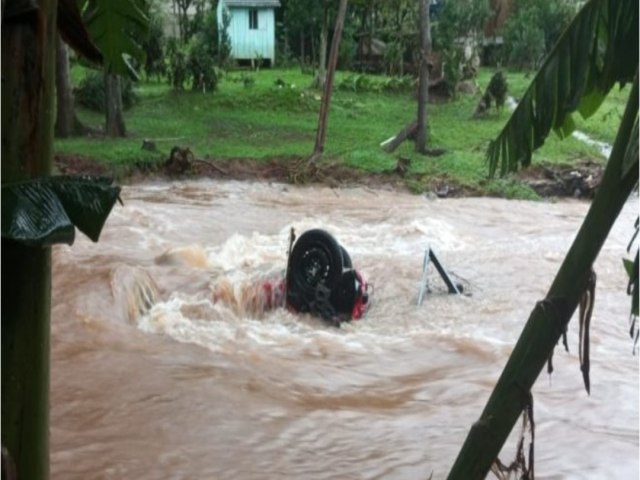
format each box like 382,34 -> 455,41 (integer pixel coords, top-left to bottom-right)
75,70 -> 137,112
218,8 -> 232,67
383,40 -> 404,76
166,37 -> 189,91
501,0 -> 575,69
432,0 -> 490,96
187,33 -> 218,92
337,25 -> 357,70
337,74 -> 412,93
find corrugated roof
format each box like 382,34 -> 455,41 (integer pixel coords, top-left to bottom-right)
224,0 -> 281,7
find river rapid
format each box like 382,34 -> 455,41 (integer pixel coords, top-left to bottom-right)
51,180 -> 638,479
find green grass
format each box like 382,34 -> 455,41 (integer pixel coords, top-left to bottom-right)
55,66 -> 626,197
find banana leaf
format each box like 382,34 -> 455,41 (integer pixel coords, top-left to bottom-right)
1,176 -> 122,247
83,0 -> 148,79
488,0 -> 638,177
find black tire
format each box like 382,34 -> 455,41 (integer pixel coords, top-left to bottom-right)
330,270 -> 358,316
286,229 -> 344,313
340,246 -> 352,269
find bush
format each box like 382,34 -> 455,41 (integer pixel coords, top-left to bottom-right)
218,8 -> 232,67
501,0 -> 575,69
187,33 -> 218,92
432,0 -> 490,96
383,41 -> 404,76
337,25 -> 357,70
75,70 -> 137,112
166,38 -> 189,90
337,74 -> 412,93
167,4 -> 223,91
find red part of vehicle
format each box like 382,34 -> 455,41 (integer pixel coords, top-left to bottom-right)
350,270 -> 369,320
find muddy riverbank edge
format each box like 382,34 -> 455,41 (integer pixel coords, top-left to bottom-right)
54,153 -> 605,199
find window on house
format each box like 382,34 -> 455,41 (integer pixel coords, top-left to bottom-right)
249,9 -> 258,30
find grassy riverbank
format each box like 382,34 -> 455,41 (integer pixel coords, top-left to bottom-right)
55,67 -> 627,198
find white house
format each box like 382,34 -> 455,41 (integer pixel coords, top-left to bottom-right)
217,0 -> 280,66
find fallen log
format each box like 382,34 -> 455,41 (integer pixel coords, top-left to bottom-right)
382,121 -> 417,153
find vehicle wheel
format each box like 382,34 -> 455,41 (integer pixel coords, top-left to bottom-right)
330,270 -> 357,316
340,246 -> 352,269
286,229 -> 344,313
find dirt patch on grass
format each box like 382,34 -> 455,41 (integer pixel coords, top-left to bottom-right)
55,154 -> 111,176
53,152 -> 603,199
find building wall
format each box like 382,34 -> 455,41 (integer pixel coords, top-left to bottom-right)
218,2 -> 276,63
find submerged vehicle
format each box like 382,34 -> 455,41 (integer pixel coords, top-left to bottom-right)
284,229 -> 369,325
221,229 -> 369,325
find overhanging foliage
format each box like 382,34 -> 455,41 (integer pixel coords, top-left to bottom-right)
82,0 -> 149,79
487,0 -> 638,177
1,176 -> 122,247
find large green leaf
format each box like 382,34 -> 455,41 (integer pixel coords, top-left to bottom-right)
1,176 -> 122,247
488,0 -> 638,177
83,0 -> 149,79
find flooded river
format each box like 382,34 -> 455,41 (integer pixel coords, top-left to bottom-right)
51,180 -> 638,479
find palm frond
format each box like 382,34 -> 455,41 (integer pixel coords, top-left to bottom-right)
488,0 -> 638,177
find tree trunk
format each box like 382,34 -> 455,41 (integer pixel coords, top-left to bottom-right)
104,72 -> 126,137
1,1 -> 57,479
309,0 -> 348,164
415,0 -> 431,153
447,75 -> 639,479
315,1 -> 329,89
383,121 -> 417,153
55,36 -> 88,137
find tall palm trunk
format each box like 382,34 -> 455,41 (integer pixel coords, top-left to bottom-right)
1,1 -> 57,479
447,74 -> 639,479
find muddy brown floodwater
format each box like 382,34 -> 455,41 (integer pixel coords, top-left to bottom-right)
51,180 -> 638,479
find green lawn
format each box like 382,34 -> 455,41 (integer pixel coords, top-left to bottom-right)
55,67 -> 627,198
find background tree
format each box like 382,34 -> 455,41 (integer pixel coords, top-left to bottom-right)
432,0 -> 491,97
82,0 -> 149,137
414,0 -> 431,153
173,0 -> 197,43
55,38 -> 91,137
314,0 -> 332,88
104,74 -> 127,136
447,0 -> 638,476
141,1 -> 166,81
309,0 -> 348,164
500,0 -> 575,69
282,0 -> 324,67
218,6 -> 232,67
377,0 -> 416,76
